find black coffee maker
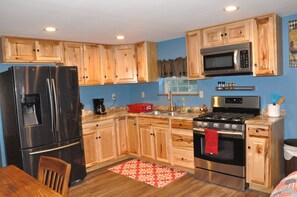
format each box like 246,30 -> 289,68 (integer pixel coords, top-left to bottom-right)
93,98 -> 106,115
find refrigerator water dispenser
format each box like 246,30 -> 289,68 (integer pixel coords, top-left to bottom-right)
21,94 -> 42,126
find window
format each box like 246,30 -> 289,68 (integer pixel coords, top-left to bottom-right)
164,77 -> 197,94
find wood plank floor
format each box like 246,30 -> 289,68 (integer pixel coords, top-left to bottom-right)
69,160 -> 270,197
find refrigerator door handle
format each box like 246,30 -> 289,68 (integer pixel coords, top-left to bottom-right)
51,79 -> 59,132
29,141 -> 80,155
47,79 -> 54,132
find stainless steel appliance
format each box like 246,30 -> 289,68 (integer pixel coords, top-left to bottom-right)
193,96 -> 260,191
201,42 -> 252,76
0,66 -> 86,184
93,98 -> 106,115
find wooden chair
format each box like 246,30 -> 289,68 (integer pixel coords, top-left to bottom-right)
38,156 -> 71,197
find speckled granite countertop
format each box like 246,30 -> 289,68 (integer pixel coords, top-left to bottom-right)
245,114 -> 285,125
82,109 -> 203,124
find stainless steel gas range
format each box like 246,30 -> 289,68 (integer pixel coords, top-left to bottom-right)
193,96 -> 260,191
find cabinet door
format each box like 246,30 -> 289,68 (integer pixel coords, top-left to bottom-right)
186,31 -> 204,79
135,42 -> 158,82
35,40 -> 63,62
100,45 -> 115,84
202,26 -> 224,47
114,45 -> 137,83
253,15 -> 280,76
127,117 -> 140,156
153,127 -> 170,163
83,44 -> 101,85
82,131 -> 98,167
116,117 -> 128,156
139,125 -> 155,159
246,136 -> 270,187
82,123 -> 99,167
97,121 -> 117,163
225,20 -> 251,44
64,42 -> 84,84
3,37 -> 35,62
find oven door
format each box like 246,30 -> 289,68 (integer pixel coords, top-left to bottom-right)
193,129 -> 245,166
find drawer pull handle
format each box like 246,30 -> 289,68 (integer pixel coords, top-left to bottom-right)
181,158 -> 184,160
256,129 -> 259,133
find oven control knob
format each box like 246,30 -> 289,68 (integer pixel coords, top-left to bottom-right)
224,124 -> 230,129
231,124 -> 237,130
213,123 -> 219,128
202,122 -> 208,127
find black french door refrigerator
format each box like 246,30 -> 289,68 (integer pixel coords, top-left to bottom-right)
0,66 -> 86,184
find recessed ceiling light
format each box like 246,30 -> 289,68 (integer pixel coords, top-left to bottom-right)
223,5 -> 239,12
116,35 -> 125,40
44,27 -> 57,32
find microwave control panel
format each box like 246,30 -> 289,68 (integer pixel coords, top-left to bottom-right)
239,50 -> 249,68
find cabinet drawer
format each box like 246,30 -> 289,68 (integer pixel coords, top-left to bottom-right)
172,129 -> 193,150
138,117 -> 169,127
172,148 -> 194,169
247,125 -> 270,137
171,119 -> 192,129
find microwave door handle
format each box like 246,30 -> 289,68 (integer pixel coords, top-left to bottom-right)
234,49 -> 239,70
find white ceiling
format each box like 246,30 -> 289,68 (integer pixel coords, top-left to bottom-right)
0,0 -> 297,44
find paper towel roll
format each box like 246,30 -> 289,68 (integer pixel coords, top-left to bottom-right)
268,104 -> 280,117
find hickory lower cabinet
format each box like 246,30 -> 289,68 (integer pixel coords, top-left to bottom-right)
171,119 -> 194,169
115,117 -> 128,157
82,119 -> 117,168
139,117 -> 170,163
126,117 -> 140,156
246,117 -> 284,193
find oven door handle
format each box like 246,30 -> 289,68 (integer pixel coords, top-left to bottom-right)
193,128 -> 243,137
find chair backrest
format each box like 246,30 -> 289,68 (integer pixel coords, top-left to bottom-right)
38,156 -> 71,197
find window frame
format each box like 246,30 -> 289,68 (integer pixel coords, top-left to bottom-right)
164,77 -> 197,95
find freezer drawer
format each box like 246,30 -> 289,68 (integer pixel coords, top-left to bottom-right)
21,139 -> 86,184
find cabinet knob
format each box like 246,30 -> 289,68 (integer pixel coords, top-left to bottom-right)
96,124 -> 98,127
96,137 -> 98,139
33,49 -> 36,52
99,136 -> 101,139
256,129 -> 259,133
181,158 -> 184,160
254,64 -> 257,67
179,124 -> 182,126
224,33 -> 227,36
134,123 -> 136,126
105,76 -> 107,78
37,49 -> 40,52
221,34 -> 224,37
83,76 -> 85,79
116,75 -> 118,78
86,76 -> 88,79
248,146 -> 251,149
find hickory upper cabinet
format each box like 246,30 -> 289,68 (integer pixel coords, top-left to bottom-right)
114,45 -> 137,84
186,30 -> 204,79
252,14 -> 282,76
100,45 -> 116,84
202,20 -> 252,47
135,42 -> 158,82
64,42 -> 101,85
1,36 -> 63,63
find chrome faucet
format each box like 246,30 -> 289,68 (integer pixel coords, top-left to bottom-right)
168,91 -> 175,112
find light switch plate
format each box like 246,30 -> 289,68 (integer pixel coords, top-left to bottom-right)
199,91 -> 204,98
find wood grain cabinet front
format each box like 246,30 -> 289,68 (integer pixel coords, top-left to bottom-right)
186,30 -> 205,79
171,119 -> 194,169
246,120 -> 284,193
135,42 -> 158,82
1,36 -> 63,63
126,117 -> 140,156
139,117 -> 170,163
64,42 -> 101,86
252,14 -> 283,76
115,117 -> 128,157
202,20 -> 251,47
82,119 -> 117,168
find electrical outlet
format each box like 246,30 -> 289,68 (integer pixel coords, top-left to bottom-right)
141,92 -> 145,98
199,91 -> 204,98
112,93 -> 116,100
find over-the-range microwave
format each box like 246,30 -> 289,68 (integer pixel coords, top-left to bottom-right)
201,42 -> 252,76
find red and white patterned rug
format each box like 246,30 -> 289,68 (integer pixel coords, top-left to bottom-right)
108,159 -> 187,188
